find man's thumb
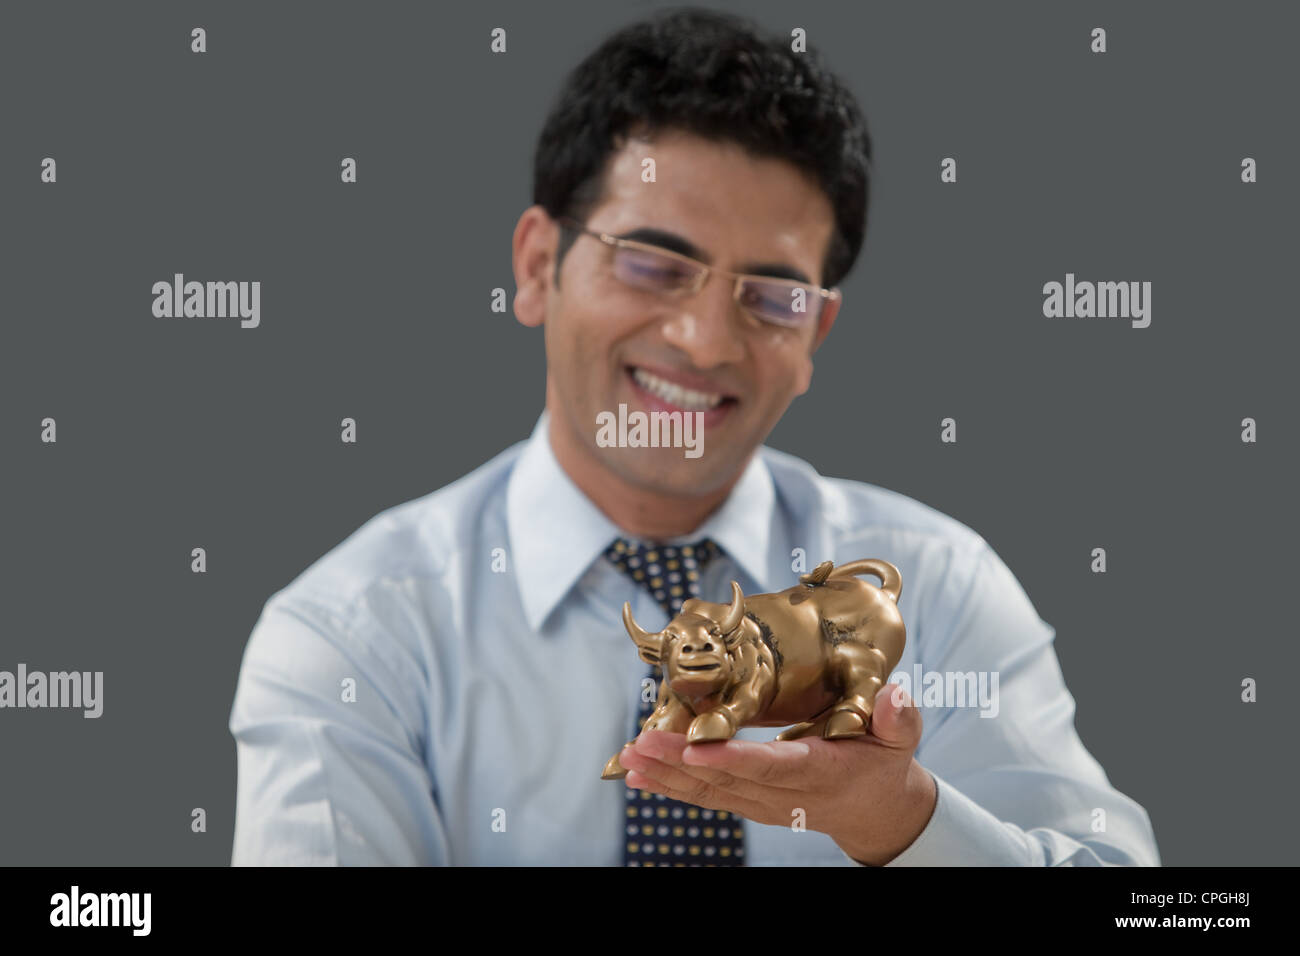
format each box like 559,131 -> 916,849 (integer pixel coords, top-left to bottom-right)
869,683 -> 922,748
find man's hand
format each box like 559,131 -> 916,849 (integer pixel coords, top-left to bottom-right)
619,684 -> 938,865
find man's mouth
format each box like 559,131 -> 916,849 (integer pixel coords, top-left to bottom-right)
625,365 -> 738,417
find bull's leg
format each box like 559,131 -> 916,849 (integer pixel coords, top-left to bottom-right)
601,698 -> 692,779
824,642 -> 887,739
687,706 -> 739,744
687,691 -> 765,743
642,697 -> 693,734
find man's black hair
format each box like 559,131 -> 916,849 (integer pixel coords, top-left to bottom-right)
532,6 -> 873,291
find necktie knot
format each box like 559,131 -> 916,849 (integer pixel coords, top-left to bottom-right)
604,537 -> 721,618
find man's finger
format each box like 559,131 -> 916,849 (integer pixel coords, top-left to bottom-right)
631,730 -> 691,766
870,684 -> 923,750
678,736 -> 817,788
621,738 -> 792,804
623,761 -> 775,825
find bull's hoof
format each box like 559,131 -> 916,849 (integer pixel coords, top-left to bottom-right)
601,752 -> 629,780
824,709 -> 869,739
687,711 -> 735,744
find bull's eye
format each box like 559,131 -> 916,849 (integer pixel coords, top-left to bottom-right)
708,627 -> 720,637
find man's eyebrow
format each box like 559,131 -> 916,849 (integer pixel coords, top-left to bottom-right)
613,227 -> 814,284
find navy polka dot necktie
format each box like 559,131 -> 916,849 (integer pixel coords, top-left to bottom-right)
604,537 -> 746,866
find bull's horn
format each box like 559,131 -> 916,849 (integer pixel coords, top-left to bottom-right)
719,581 -> 745,634
622,601 -> 658,646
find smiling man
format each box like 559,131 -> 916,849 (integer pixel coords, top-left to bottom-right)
518,126 -> 840,537
229,7 -> 1159,866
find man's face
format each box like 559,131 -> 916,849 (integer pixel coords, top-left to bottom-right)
535,129 -> 840,499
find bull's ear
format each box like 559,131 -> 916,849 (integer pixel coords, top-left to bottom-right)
720,620 -> 747,647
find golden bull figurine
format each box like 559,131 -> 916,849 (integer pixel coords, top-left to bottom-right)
602,558 -> 906,780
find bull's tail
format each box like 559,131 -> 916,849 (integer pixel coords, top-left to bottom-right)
827,558 -> 902,602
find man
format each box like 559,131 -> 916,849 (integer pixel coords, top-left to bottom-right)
229,8 -> 1159,866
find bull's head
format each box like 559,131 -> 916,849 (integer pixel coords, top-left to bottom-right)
622,582 -> 747,695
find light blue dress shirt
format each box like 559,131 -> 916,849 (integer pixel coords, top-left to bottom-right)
229,411 -> 1159,866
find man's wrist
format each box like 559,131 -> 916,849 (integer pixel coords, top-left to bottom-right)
835,760 -> 939,866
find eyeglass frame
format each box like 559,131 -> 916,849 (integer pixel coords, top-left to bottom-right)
554,215 -> 840,329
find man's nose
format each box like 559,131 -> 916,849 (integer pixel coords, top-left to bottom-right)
659,278 -> 747,369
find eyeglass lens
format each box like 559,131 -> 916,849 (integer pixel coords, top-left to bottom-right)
610,244 -> 821,328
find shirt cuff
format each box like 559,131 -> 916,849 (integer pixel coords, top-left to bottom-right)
841,771 -> 1035,866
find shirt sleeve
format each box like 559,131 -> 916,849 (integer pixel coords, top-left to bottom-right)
228,591 -> 450,865
849,541 -> 1160,867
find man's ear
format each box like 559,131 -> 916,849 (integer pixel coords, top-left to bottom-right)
809,290 -> 841,355
512,205 -> 558,329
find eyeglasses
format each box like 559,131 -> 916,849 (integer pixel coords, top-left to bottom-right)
556,216 -> 839,329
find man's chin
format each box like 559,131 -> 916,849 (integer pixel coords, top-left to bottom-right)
596,444 -> 744,499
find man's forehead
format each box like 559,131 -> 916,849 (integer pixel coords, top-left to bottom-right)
592,131 -> 834,278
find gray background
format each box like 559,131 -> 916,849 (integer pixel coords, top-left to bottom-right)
1,0 -> 1294,865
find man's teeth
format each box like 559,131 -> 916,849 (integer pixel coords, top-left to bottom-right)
632,368 -> 725,411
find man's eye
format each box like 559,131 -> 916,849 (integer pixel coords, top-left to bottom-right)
630,262 -> 690,282
614,249 -> 696,286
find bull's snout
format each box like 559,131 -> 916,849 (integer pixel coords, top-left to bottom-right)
672,637 -> 724,674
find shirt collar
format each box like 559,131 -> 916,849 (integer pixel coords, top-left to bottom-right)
657,446 -> 775,596
506,410 -> 777,631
